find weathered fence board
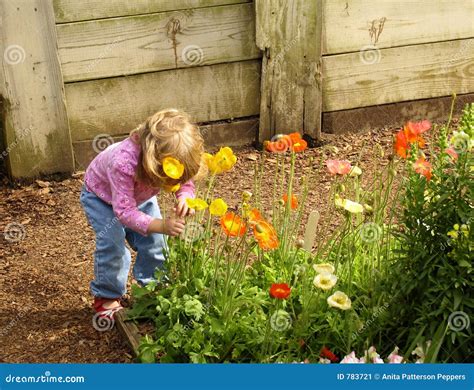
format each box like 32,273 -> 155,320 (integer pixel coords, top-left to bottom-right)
255,0 -> 323,142
53,0 -> 251,23
323,0 -> 474,55
0,0 -> 74,177
323,92 -> 474,134
57,3 -> 260,82
65,60 -> 261,141
323,38 -> 474,112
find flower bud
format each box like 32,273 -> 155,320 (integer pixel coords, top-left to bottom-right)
242,191 -> 253,201
349,166 -> 362,177
337,184 -> 346,193
296,239 -> 305,249
376,144 -> 385,158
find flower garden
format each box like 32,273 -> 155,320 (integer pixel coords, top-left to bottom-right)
128,103 -> 473,364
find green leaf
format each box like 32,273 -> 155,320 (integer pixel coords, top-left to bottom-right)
453,290 -> 462,310
458,260 -> 471,268
424,322 -> 447,363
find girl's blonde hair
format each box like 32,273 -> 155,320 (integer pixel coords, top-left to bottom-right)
131,109 -> 205,188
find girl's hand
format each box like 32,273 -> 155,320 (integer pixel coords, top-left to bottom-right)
175,197 -> 195,218
163,218 -> 186,237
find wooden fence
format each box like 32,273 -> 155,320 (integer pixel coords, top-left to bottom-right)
0,0 -> 473,178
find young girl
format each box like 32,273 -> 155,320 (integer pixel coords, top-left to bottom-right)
80,109 -> 204,316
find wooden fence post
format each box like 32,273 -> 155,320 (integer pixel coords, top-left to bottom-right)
0,0 -> 74,178
255,0 -> 323,144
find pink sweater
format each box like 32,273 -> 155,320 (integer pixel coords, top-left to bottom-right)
84,137 -> 195,235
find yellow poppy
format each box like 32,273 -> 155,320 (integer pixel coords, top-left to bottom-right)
209,198 -> 228,216
162,157 -> 184,180
204,147 -> 237,174
186,198 -> 208,211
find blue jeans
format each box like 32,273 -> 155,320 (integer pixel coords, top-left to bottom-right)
80,187 -> 167,298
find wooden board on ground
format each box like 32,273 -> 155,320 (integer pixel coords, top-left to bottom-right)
323,0 -> 474,55
115,310 -> 141,357
65,60 -> 261,142
57,3 -> 260,82
72,117 -> 258,170
322,38 -> 474,112
322,92 -> 474,134
53,0 -> 252,23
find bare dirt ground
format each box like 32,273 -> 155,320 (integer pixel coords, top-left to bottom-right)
0,121 -> 454,363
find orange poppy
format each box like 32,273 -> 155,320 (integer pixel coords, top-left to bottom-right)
404,123 -> 426,148
288,132 -> 308,152
394,120 -> 431,158
220,212 -> 247,237
265,134 -> 292,153
265,133 -> 308,153
253,220 -> 279,250
247,208 -> 263,223
394,130 -> 409,158
269,283 -> 291,299
292,138 -> 307,152
406,120 -> 431,137
326,160 -> 352,175
282,194 -> 298,210
413,156 -> 432,181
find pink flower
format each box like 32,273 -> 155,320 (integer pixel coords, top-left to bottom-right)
326,160 -> 352,175
445,146 -> 458,160
413,156 -> 432,181
340,351 -> 362,364
362,346 -> 384,364
387,347 -> 404,364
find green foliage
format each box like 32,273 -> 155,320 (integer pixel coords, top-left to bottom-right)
385,102 -> 473,362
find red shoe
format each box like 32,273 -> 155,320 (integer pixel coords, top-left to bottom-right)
92,298 -> 123,331
93,297 -> 123,313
